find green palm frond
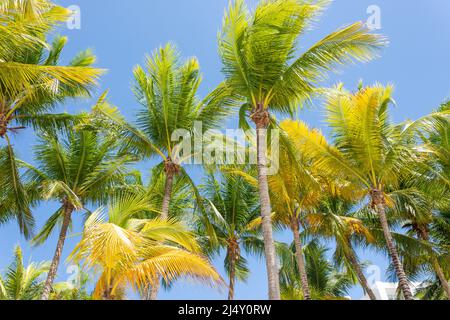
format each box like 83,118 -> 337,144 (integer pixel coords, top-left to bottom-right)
0,245 -> 50,300
0,138 -> 34,237
219,0 -> 386,119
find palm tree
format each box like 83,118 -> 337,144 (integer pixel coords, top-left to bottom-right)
268,121 -> 324,300
279,240 -> 355,300
89,44 -> 232,298
287,84 -> 450,299
197,171 -> 263,300
0,0 -> 101,98
91,43 -> 232,221
22,126 -> 134,300
0,0 -> 102,237
69,192 -> 223,300
270,121 -> 376,299
0,246 -> 49,300
218,0 -> 386,299
102,166 -> 199,299
409,100 -> 450,298
307,196 -> 378,300
387,181 -> 450,299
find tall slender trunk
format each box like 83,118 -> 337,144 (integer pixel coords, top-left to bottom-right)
370,190 -> 413,300
161,172 -> 174,220
417,227 -> 450,300
41,201 -> 74,300
291,220 -> 311,300
345,245 -> 377,300
145,166 -> 176,300
227,246 -> 237,300
432,258 -> 450,300
252,107 -> 280,300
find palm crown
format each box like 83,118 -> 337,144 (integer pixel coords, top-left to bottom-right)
219,0 -> 386,123
197,172 -> 263,299
70,192 -> 223,300
0,0 -> 103,238
23,126 -> 134,299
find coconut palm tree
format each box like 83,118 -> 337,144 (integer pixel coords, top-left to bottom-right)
286,84 -> 450,299
89,44 -> 233,298
269,121 -> 376,299
197,171 -> 263,300
0,245 -> 94,300
405,100 -> 450,298
386,181 -> 450,299
0,0 -> 101,99
307,196 -> 378,300
22,125 -> 134,300
100,166 -> 199,299
0,246 -> 49,300
218,0 -> 386,299
268,121 -> 324,300
0,0 -> 102,237
279,240 -> 355,300
90,43 -> 232,221
69,192 -> 223,300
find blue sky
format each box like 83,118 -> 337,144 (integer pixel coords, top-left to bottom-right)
1,0 -> 449,300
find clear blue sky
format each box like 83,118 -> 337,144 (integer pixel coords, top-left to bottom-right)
1,0 -> 449,300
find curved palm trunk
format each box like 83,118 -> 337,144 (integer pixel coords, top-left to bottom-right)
252,108 -> 280,300
227,249 -> 237,300
145,168 -> 175,300
370,190 -> 413,300
417,227 -> 450,300
291,220 -> 311,300
433,259 -> 450,300
345,246 -> 377,300
41,202 -> 74,300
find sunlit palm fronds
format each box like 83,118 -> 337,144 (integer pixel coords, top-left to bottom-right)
70,195 -> 223,299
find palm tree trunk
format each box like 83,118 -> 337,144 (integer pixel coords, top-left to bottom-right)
432,258 -> 450,300
291,220 -> 311,300
145,284 -> 160,300
370,190 -> 413,300
161,172 -> 174,220
346,246 -> 377,300
254,114 -> 280,300
228,249 -> 237,300
145,169 -> 175,300
41,202 -> 74,300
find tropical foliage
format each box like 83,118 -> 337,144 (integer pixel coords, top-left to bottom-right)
0,0 -> 102,238
0,0 -> 448,301
69,192 -> 223,300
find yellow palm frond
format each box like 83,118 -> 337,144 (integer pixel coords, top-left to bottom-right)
120,246 -> 224,294
140,219 -> 200,253
280,119 -> 370,188
0,62 -> 103,100
70,197 -> 222,299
